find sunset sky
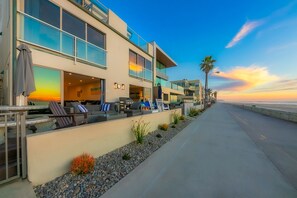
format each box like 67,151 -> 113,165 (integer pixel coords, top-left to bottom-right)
100,0 -> 297,102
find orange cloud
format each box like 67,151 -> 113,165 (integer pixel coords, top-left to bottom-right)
213,65 -> 279,91
226,20 -> 263,48
218,90 -> 297,102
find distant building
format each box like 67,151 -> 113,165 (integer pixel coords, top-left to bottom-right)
171,79 -> 203,104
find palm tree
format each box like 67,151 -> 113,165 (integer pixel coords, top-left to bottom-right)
200,56 -> 216,107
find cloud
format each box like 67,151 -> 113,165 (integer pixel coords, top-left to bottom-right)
212,65 -> 279,91
225,20 -> 263,48
226,1 -> 297,49
251,78 -> 297,92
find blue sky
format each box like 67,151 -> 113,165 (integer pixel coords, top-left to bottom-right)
100,0 -> 297,101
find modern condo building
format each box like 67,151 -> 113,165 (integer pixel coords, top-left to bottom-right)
0,0 -> 183,106
171,79 -> 204,104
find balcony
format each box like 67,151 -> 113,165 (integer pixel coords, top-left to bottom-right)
18,12 -> 107,68
73,0 -> 108,23
156,68 -> 169,80
127,27 -> 148,52
156,78 -> 184,92
129,64 -> 152,81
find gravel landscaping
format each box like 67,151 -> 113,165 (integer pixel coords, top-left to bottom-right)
34,117 -> 195,198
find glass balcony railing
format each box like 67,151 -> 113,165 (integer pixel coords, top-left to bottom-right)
127,27 -> 148,52
129,66 -> 152,81
74,0 -> 108,23
155,78 -> 184,92
18,12 -> 107,68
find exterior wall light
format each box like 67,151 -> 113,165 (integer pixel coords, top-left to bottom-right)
114,82 -> 118,89
114,82 -> 125,89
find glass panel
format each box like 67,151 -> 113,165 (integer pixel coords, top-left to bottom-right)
28,66 -> 61,105
87,25 -> 105,48
144,69 -> 152,81
25,0 -> 60,28
23,14 -> 60,51
62,10 -> 85,39
87,42 -> 106,66
76,39 -> 87,60
129,66 -> 144,79
127,27 -> 148,52
62,33 -> 74,56
137,55 -> 145,67
129,50 -> 137,64
145,59 -> 152,70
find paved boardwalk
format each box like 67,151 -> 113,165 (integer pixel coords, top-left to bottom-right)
102,103 -> 297,198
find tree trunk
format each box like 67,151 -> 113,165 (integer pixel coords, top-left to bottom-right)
204,72 -> 208,108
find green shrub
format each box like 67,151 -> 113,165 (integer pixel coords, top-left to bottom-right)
122,153 -> 131,160
188,108 -> 200,117
179,115 -> 185,121
159,123 -> 169,131
131,118 -> 150,144
172,111 -> 180,124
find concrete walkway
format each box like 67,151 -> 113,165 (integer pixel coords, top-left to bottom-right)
0,179 -> 36,198
102,103 -> 297,198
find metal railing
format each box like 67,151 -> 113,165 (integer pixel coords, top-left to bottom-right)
18,12 -> 107,68
74,0 -> 108,23
0,113 -> 21,184
127,27 -> 148,52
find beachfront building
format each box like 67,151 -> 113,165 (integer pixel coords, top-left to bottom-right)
0,0 -> 167,106
151,42 -> 184,105
0,0 -> 186,185
171,79 -> 204,104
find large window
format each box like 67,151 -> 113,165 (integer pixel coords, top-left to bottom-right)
129,50 -> 152,81
28,66 -> 61,105
87,25 -> 105,49
21,0 -> 107,67
62,10 -> 85,39
24,0 -> 60,28
129,51 -> 137,64
145,59 -> 152,70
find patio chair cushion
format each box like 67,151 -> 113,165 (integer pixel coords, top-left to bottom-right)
77,104 -> 88,113
100,103 -> 111,112
70,102 -> 81,113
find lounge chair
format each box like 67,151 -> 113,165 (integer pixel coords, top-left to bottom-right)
49,101 -> 87,129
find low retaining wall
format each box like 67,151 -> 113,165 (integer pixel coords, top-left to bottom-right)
237,105 -> 297,123
27,109 -> 181,185
183,102 -> 203,116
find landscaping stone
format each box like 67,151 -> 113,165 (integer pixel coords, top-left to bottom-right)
34,118 -> 193,198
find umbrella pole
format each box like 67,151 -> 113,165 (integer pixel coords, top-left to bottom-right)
16,94 -> 27,178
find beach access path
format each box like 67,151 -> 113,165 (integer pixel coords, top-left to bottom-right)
102,103 -> 297,198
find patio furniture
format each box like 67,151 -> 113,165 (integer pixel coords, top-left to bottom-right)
124,102 -> 143,117
49,101 -> 87,128
141,100 -> 159,114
